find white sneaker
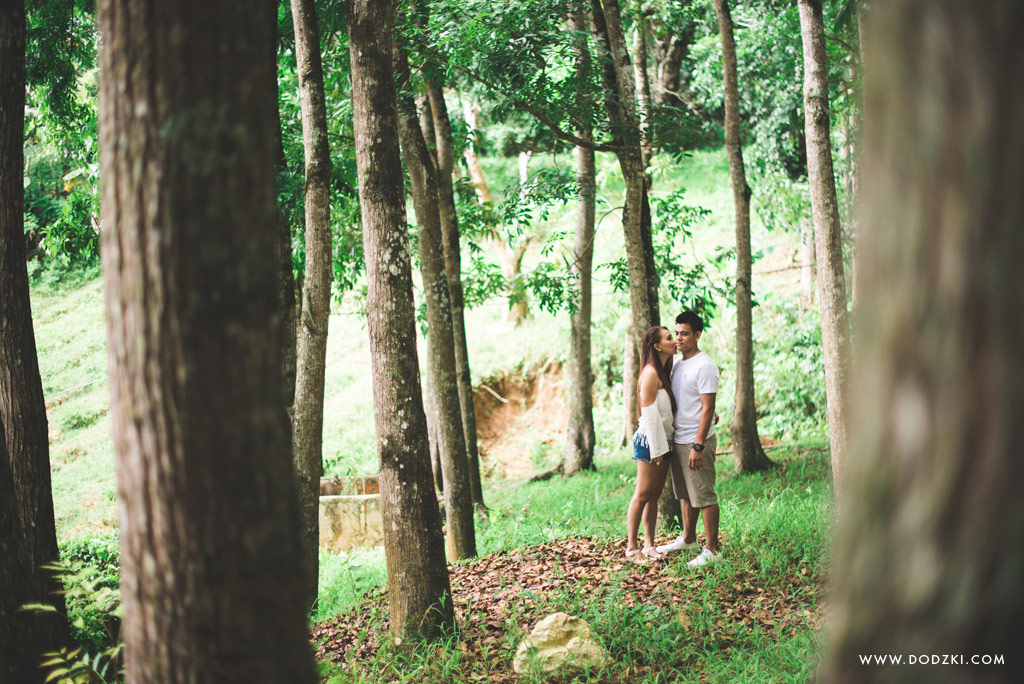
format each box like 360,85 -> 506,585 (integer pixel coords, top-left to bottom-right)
687,546 -> 720,568
656,533 -> 698,554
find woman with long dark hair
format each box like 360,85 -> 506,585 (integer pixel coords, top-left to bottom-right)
626,326 -> 677,561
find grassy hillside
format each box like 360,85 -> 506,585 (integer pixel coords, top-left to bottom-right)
32,146 -> 818,542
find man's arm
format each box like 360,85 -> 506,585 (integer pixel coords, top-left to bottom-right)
688,392 -> 717,470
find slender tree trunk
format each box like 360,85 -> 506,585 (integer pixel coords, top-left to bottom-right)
0,0 -> 67,666
422,81 -> 486,513
461,100 -> 493,205
272,28 -> 298,421
290,0 -> 332,613
563,8 -> 596,476
346,0 -> 455,639
714,0 -> 773,474
395,43 -> 476,560
825,2 -> 1024,680
653,33 -> 687,109
97,0 -> 318,680
798,0 -> 852,496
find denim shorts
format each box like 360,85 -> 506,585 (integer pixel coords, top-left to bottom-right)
632,434 -> 668,463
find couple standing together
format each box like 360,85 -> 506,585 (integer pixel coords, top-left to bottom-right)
626,311 -> 720,568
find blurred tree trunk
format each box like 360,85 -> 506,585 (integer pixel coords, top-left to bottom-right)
97,0 -> 318,679
0,0 -> 68,670
422,81 -> 487,514
563,8 -> 596,476
825,2 -> 1024,680
714,0 -> 773,474
461,100 -> 493,205
346,0 -> 455,639
395,43 -> 476,560
290,0 -> 332,614
798,0 -> 852,496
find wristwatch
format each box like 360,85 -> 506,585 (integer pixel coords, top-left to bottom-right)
693,442 -> 705,452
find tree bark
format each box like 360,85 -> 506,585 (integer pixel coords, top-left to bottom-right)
0,0 -> 67,667
563,8 -> 596,476
422,81 -> 487,513
290,0 -> 332,614
395,43 -> 476,560
798,0 -> 852,496
272,26 -> 298,422
714,0 -> 773,474
0,425 -> 40,684
825,2 -> 1024,681
97,0 -> 318,680
346,0 -> 455,639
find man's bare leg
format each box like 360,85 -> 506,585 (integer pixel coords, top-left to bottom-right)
701,504 -> 720,553
681,497 -> 699,545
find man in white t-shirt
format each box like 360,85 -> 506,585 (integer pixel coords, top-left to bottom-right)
656,311 -> 721,567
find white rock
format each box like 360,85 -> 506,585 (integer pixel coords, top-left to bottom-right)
512,612 -> 609,675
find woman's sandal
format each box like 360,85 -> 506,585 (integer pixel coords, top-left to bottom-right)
642,547 -> 665,561
625,548 -> 646,564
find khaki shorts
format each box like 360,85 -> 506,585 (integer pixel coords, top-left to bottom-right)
668,435 -> 718,508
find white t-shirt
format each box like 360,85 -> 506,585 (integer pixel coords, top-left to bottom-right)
671,351 -> 719,444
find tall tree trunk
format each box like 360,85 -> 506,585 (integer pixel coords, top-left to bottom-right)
422,81 -> 487,514
825,2 -> 1024,681
272,27 -> 298,421
395,43 -> 476,560
290,0 -> 332,614
714,0 -> 773,474
563,8 -> 596,476
798,0 -> 852,496
97,0 -> 318,680
346,0 -> 455,639
462,100 -> 493,205
0,0 -> 67,666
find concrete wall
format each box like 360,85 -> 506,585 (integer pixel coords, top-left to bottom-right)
318,493 -> 383,551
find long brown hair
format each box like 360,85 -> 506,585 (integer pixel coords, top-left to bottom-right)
638,326 -> 677,415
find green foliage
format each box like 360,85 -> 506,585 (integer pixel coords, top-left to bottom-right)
58,534 -> 121,653
42,186 -> 100,266
751,298 -> 828,442
25,534 -> 124,683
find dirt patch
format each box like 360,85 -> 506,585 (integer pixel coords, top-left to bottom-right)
472,360 -> 567,479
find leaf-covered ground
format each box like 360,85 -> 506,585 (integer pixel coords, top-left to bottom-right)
313,536 -> 824,682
